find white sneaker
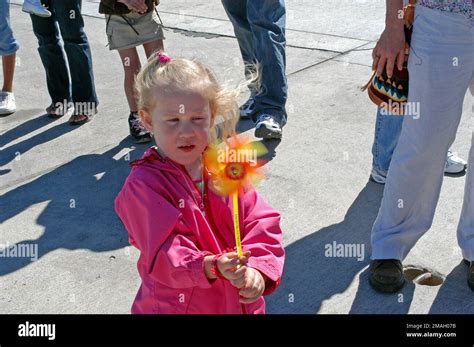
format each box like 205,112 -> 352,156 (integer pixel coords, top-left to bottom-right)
445,150 -> 467,174
254,113 -> 283,139
0,91 -> 16,115
22,0 -> 51,17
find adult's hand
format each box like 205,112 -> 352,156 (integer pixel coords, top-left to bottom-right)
372,0 -> 406,79
372,26 -> 405,79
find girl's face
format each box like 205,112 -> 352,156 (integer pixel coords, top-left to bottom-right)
141,89 -> 213,172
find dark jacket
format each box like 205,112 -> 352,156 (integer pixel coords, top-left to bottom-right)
99,0 -> 158,15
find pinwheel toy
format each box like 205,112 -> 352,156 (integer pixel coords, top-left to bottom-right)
204,136 -> 268,256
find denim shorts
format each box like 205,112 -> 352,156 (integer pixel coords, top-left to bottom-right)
0,0 -> 19,56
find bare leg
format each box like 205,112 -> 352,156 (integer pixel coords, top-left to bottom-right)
2,53 -> 16,92
143,39 -> 164,59
118,47 -> 141,112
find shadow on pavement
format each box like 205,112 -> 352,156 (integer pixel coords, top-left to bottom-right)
266,180 -> 415,313
429,260 -> 474,313
0,113 -> 77,168
350,268 -> 414,314
0,137 -> 141,277
0,110 -> 51,148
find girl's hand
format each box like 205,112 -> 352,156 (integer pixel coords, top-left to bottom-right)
232,267 -> 266,304
217,251 -> 251,281
117,0 -> 148,13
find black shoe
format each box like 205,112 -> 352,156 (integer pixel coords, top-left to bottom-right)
128,112 -> 152,143
369,259 -> 405,293
254,113 -> 283,139
464,259 -> 474,291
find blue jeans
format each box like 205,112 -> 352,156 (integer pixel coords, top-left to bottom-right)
0,0 -> 20,56
221,0 -> 287,124
371,107 -> 403,175
30,0 -> 98,110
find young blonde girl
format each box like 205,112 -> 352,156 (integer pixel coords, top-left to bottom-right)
114,52 -> 285,314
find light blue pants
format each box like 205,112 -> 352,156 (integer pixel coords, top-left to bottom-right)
371,5 -> 474,261
0,0 -> 20,56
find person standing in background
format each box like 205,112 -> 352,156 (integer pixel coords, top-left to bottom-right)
222,0 -> 288,140
0,0 -> 19,116
369,0 -> 474,293
99,0 -> 164,143
30,0 -> 99,125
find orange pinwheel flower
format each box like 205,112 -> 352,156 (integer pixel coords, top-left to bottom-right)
203,136 -> 268,196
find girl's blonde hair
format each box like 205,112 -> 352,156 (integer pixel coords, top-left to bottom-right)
135,52 -> 258,144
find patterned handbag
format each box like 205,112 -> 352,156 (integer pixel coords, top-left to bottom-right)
361,0 -> 416,115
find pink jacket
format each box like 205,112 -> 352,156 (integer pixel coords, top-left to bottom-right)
115,147 -> 285,314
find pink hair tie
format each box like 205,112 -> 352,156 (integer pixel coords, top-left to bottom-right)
157,51 -> 172,64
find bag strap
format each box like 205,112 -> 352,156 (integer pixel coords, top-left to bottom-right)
404,0 -> 417,28
361,71 -> 376,92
